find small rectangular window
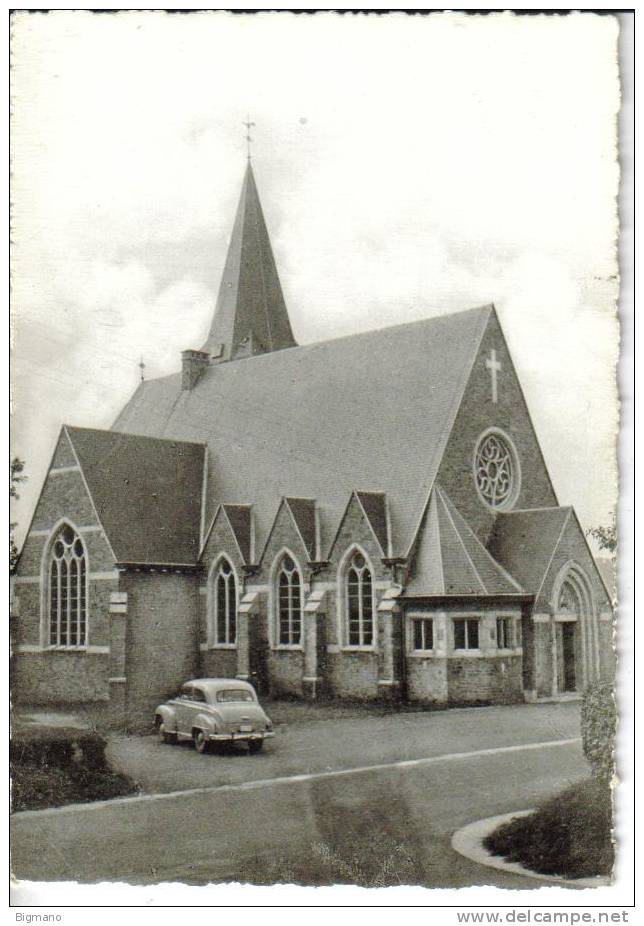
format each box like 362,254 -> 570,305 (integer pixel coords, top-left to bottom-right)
453,617 -> 479,650
497,617 -> 513,649
412,618 -> 434,651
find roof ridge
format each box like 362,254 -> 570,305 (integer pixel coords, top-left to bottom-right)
93,424 -> 206,449
436,488 -> 487,594
64,426 -> 119,563
283,497 -> 317,560
437,486 -> 524,592
534,508 -> 573,602
403,304 -> 493,557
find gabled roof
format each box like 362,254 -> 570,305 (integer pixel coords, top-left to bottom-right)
114,304 -> 492,557
405,485 -> 524,597
355,491 -> 389,556
200,162 -> 297,361
487,507 -> 572,597
65,426 -> 205,565
222,504 -> 253,564
284,497 -> 317,560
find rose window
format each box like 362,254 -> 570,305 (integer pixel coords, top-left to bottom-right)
474,431 -> 519,510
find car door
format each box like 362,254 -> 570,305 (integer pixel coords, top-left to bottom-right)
174,684 -> 195,736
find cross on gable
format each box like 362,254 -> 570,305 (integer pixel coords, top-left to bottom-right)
485,348 -> 502,404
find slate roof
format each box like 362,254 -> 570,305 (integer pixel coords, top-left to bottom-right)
355,491 -> 389,556
405,486 -> 524,597
200,162 -> 297,360
487,507 -> 572,597
284,498 -> 317,560
65,426 -> 205,565
114,304 -> 492,557
222,504 -> 253,564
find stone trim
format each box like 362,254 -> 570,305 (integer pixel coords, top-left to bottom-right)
303,588 -> 327,614
109,677 -> 126,684
238,591 -> 260,615
15,571 -> 119,584
531,613 -> 551,623
49,465 -> 81,476
599,611 -> 614,623
13,644 -> 110,654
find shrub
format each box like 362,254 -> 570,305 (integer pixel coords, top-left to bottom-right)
10,727 -> 107,770
483,778 -> 614,879
581,681 -> 617,782
10,726 -> 137,811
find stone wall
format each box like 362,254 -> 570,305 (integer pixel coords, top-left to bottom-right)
12,429 -> 117,705
121,571 -> 199,732
437,311 -> 559,547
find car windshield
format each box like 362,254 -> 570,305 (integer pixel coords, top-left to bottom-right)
215,689 -> 255,703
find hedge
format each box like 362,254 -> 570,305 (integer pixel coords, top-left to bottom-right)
581,681 -> 617,782
10,726 -> 107,770
11,725 -> 137,811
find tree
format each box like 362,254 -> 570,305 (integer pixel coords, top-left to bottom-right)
10,457 -> 27,573
586,519 -> 617,554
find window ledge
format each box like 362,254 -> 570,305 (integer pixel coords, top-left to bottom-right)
47,645 -> 88,652
496,647 -> 523,656
408,650 -> 438,658
272,644 -> 304,652
451,648 -> 484,657
340,646 -> 377,654
208,643 -> 237,650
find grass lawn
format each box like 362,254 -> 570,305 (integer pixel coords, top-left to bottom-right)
483,778 -> 614,880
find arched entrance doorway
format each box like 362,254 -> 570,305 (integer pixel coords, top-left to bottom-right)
551,564 -> 598,696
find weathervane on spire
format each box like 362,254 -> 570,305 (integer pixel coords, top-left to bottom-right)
243,116 -> 256,161
138,357 -> 146,382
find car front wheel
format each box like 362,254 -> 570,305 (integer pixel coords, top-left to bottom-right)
193,729 -> 210,754
248,739 -> 264,755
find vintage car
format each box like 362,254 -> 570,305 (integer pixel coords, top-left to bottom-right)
154,678 -> 275,754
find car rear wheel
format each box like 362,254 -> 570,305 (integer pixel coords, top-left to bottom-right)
248,739 -> 264,754
156,719 -> 176,745
193,729 -> 210,754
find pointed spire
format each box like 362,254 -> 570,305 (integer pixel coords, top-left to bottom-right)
201,162 -> 297,362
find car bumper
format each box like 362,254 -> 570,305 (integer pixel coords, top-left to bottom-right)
208,730 -> 275,743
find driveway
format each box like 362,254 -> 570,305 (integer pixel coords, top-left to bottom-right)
11,701 -> 590,887
106,700 -> 581,795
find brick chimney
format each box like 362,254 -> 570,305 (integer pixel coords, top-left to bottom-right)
181,349 -> 210,391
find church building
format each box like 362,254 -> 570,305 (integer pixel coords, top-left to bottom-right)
12,162 -> 615,731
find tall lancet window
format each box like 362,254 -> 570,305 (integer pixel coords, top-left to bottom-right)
48,524 -> 87,648
213,558 -> 237,645
276,554 -> 302,646
345,550 -> 374,647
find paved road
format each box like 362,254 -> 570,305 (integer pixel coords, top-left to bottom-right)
11,703 -> 589,888
107,701 -> 581,794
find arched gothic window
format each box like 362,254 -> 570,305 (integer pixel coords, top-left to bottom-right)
345,550 -> 374,647
276,554 -> 302,646
213,558 -> 237,645
48,524 -> 87,647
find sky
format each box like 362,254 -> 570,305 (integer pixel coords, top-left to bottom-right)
10,10 -> 621,548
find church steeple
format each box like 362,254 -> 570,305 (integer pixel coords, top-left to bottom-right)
200,161 -> 297,363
